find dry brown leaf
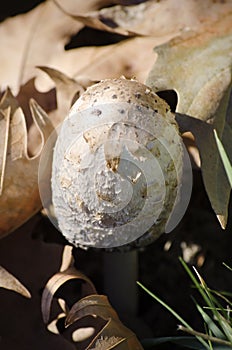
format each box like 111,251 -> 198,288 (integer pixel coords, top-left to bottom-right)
66,294 -> 144,349
0,265 -> 31,298
52,0 -> 141,37
0,0 -> 117,94
0,91 -> 54,237
0,108 -> 10,195
1,0 -> 228,95
15,77 -> 56,120
176,113 -> 232,229
76,0 -> 232,37
0,222 -> 73,349
36,0 -> 232,90
38,66 -> 96,120
147,12 -> 232,228
60,245 -> 74,272
0,67 -> 90,237
41,247 -> 143,348
28,66 -> 90,154
147,27 -> 232,122
41,266 -> 97,324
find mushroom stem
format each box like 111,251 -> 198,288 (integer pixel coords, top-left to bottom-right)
103,250 -> 138,317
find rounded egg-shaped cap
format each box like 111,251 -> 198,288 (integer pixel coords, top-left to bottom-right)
51,78 -> 185,250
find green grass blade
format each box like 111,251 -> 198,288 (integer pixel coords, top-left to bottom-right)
223,263 -> 232,272
195,302 -> 225,339
180,259 -> 226,315
216,314 -> 232,344
214,129 -> 232,188
180,258 -> 232,344
179,258 -> 218,311
207,288 -> 232,307
137,281 -> 211,349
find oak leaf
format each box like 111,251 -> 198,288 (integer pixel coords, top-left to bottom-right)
0,265 -> 31,298
0,68 -> 87,237
147,14 -> 232,228
1,0 -> 228,94
0,0 -> 117,94
0,91 -> 54,237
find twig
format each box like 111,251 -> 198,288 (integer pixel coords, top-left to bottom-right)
178,325 -> 232,347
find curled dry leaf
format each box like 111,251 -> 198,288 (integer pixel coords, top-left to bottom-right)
147,13 -> 232,228
60,245 -> 74,272
28,66 -> 92,155
0,91 -> 54,238
66,294 -> 144,349
41,266 -> 97,324
0,265 -> 31,298
41,246 -> 143,348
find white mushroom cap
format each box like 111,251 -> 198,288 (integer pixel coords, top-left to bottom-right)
52,78 -> 184,250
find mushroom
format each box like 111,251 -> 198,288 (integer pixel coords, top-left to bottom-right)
47,78 -> 190,324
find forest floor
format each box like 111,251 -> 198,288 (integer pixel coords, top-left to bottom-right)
0,169 -> 232,349
0,1 -> 232,349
